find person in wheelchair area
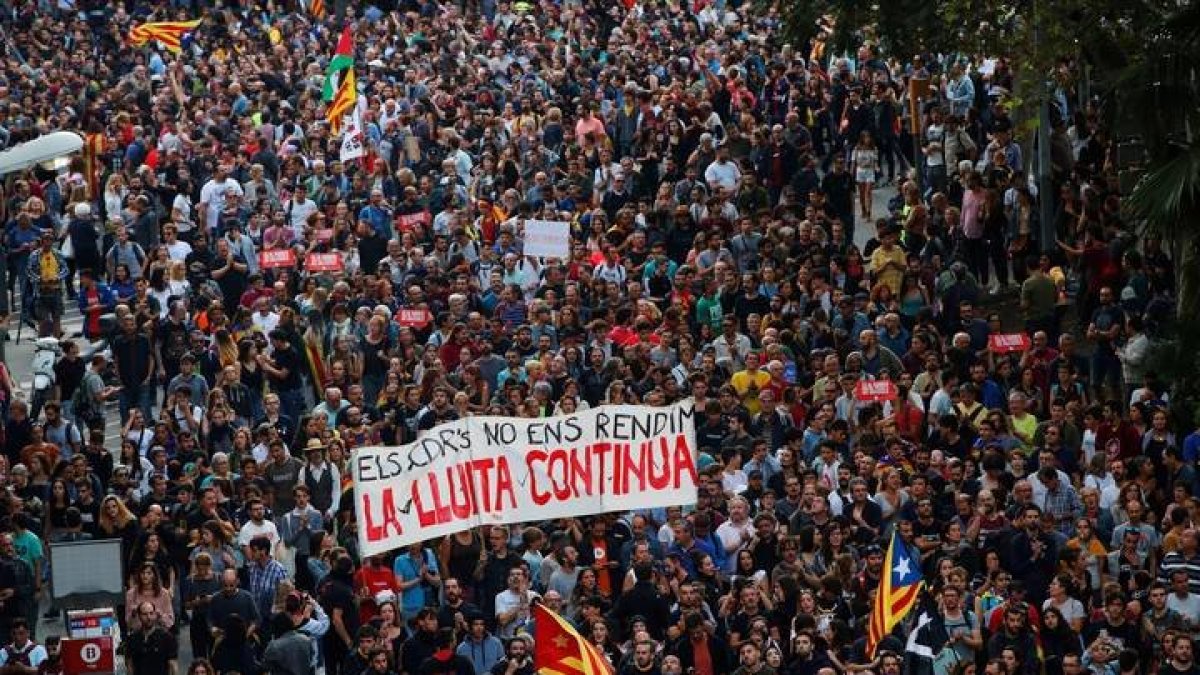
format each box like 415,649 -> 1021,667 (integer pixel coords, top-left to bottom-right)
26,230 -> 68,338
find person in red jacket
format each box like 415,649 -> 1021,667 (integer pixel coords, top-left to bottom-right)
353,555 -> 399,627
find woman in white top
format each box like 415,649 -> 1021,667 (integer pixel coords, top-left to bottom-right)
1042,574 -> 1087,633
103,173 -> 127,223
124,408 -> 156,457
850,131 -> 879,218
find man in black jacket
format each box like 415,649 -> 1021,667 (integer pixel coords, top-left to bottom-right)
124,603 -> 178,675
613,564 -> 670,640
1008,505 -> 1058,605
985,605 -> 1040,675
669,613 -> 732,675
401,609 -> 440,675
416,629 -> 474,675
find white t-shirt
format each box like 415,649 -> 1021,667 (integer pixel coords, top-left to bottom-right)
238,519 -> 280,549
286,198 -> 319,237
1166,592 -> 1200,633
721,470 -> 748,497
1043,597 -> 1086,627
200,178 -> 244,232
494,589 -> 539,638
252,311 -> 280,335
172,192 -> 193,227
1082,429 -> 1098,465
714,518 -> 752,574
166,239 -> 193,262
704,159 -> 741,193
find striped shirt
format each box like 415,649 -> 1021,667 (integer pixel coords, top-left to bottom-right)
248,558 -> 289,620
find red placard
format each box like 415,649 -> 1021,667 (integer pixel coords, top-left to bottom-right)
396,211 -> 431,232
989,333 -> 1031,353
854,379 -> 898,402
259,249 -> 297,269
306,253 -> 344,272
62,637 -> 115,675
396,308 -> 432,328
314,228 -> 335,243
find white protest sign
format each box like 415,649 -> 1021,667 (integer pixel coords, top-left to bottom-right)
522,219 -> 571,259
340,108 -> 365,162
352,400 -> 699,558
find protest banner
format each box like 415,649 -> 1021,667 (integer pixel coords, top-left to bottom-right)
988,333 -> 1031,353
352,400 -> 700,557
522,219 -> 571,259
395,308 -> 432,328
855,379 -> 898,402
259,249 -> 297,269
305,252 -> 344,272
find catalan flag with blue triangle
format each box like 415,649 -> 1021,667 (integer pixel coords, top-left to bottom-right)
867,529 -> 924,658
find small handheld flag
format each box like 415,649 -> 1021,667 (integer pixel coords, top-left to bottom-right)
128,19 -> 202,54
867,529 -> 924,658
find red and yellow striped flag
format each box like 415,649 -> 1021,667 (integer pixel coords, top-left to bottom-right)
128,19 -> 201,54
309,0 -> 326,20
82,131 -> 107,198
534,603 -> 613,675
327,68 -> 356,134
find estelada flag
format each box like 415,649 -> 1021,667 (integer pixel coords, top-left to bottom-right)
866,529 -> 923,657
534,603 -> 614,675
128,19 -> 202,54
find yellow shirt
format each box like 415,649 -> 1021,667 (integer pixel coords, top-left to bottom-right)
39,250 -> 60,286
731,368 -> 771,415
1010,413 -> 1039,453
870,244 -> 906,295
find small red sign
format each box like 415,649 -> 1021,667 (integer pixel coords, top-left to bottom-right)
259,249 -> 297,269
989,333 -> 1031,353
396,211 -> 431,232
306,253 -> 344,272
396,308 -> 432,328
314,228 -> 335,243
62,637 -> 114,675
855,379 -> 898,402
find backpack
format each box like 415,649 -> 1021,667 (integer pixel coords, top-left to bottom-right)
72,373 -> 103,428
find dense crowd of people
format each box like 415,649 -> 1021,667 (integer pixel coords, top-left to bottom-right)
0,1 -> 1195,675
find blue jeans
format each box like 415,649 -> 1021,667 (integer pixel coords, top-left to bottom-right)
1091,349 -> 1122,397
119,382 -> 155,426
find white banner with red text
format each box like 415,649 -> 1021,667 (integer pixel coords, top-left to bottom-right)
352,400 -> 699,557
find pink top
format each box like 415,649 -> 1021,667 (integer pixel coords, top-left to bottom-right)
124,588 -> 175,631
961,187 -> 985,240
